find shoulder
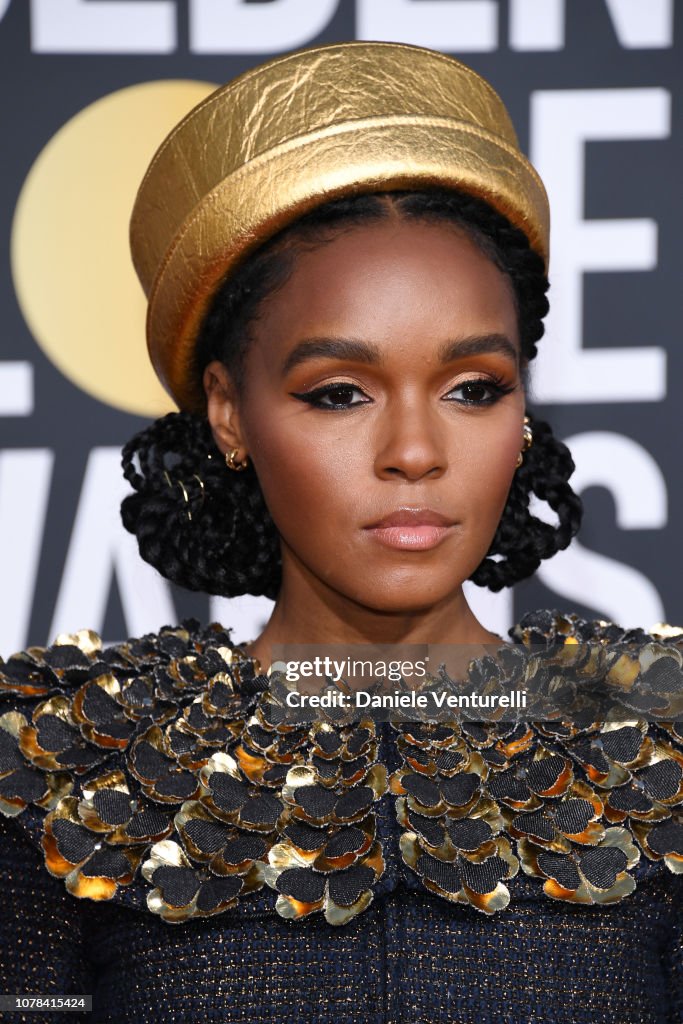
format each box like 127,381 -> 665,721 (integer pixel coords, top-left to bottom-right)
0,617 -> 265,839
0,617 -> 275,917
505,605 -> 683,747
509,606 -> 683,646
508,608 -> 683,713
1,618 -> 247,684
0,617 -> 260,719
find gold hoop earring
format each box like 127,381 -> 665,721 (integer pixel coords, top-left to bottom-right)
516,415 -> 533,468
225,448 -> 249,472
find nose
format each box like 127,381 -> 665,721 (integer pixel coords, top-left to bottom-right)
373,395 -> 447,481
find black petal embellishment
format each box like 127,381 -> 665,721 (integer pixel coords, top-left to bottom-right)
325,826 -> 366,859
334,786 -> 373,820
417,853 -> 462,895
638,760 -> 681,801
647,820 -> 683,856
51,818 -> 98,863
459,856 -> 509,895
81,847 -> 132,880
0,767 -> 48,804
553,799 -> 594,836
328,864 -> 375,907
152,865 -> 201,907
92,789 -> 132,826
609,787 -> 652,813
536,851 -> 582,890
276,867 -> 326,903
446,817 -> 493,851
195,876 -> 242,912
600,727 -> 644,763
526,756 -> 566,794
293,785 -> 336,818
579,846 -> 628,889
511,810 -> 555,842
440,773 -> 480,807
402,775 -> 440,807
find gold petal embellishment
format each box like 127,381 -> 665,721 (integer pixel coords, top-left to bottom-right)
0,613 -> 682,922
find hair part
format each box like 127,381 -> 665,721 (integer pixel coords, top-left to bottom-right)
193,188 -> 548,396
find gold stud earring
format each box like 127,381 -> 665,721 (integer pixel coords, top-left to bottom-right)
225,448 -> 249,471
516,415 -> 533,468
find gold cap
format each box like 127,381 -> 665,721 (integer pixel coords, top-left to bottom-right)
130,41 -> 549,414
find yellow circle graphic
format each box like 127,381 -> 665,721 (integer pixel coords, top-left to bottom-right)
11,80 -> 217,417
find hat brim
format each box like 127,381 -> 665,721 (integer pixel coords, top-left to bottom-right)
145,115 -> 549,414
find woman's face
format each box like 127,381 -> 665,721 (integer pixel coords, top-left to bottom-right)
206,216 -> 526,614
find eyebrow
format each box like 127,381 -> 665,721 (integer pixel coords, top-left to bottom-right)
281,333 -> 519,374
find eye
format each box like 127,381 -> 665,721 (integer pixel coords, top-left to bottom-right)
445,377 -> 515,406
290,383 -> 371,410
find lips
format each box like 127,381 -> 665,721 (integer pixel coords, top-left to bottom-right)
366,508 -> 454,529
364,508 -> 455,551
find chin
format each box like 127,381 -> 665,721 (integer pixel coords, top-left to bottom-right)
342,575 -> 466,615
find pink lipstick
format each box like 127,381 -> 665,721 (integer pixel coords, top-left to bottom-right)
364,508 -> 455,551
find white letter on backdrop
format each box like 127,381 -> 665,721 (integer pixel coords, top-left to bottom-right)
357,0 -> 497,50
0,358 -> 40,653
0,362 -> 33,418
0,449 -> 54,654
509,0 -> 564,50
510,0 -> 673,50
533,432 -> 667,628
31,0 -> 176,53
463,584 -> 513,641
190,0 -> 338,54
603,0 -> 673,48
50,448 -> 175,645
531,89 -> 669,403
209,595 -> 274,648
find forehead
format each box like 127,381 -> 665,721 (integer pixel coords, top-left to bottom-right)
254,218 -> 519,348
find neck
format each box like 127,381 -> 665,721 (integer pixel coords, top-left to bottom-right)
243,555 -> 503,670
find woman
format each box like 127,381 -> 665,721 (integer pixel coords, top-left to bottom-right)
1,41 -> 681,1024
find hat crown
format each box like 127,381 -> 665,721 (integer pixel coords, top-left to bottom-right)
131,42 -> 519,297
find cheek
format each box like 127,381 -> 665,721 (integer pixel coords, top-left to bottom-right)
242,416 -> 362,537
454,416 -> 523,522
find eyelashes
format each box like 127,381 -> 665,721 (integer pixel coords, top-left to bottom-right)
290,384 -> 371,410
445,378 -> 516,406
290,377 -> 516,411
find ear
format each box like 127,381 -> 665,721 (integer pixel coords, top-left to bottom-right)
203,360 -> 248,460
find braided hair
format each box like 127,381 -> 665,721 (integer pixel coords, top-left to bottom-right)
121,188 -> 583,597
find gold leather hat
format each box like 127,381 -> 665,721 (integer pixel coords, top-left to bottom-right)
130,40 -> 550,415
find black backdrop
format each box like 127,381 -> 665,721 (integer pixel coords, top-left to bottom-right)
1,0 -> 681,652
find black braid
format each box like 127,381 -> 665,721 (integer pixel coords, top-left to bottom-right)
121,413 -> 281,599
470,418 -> 582,591
120,187 -> 582,597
